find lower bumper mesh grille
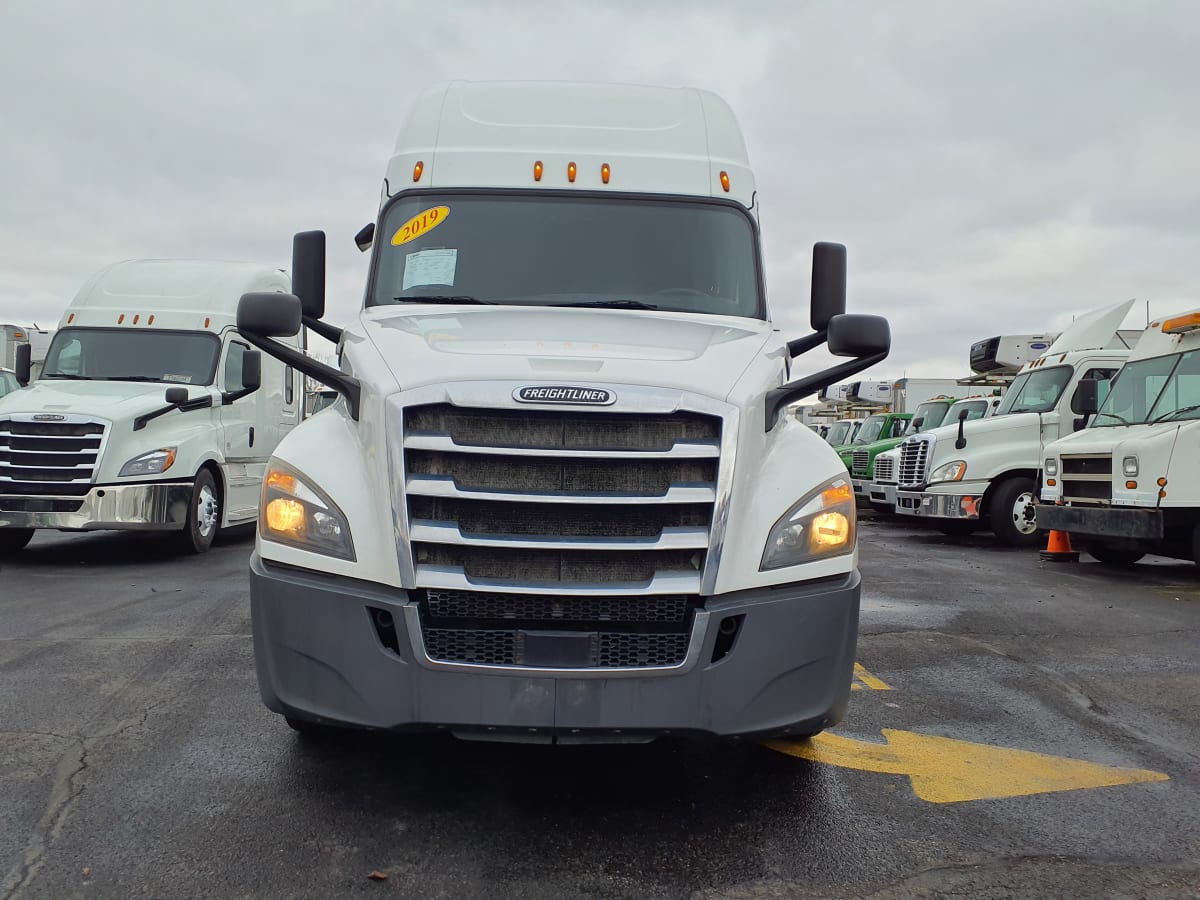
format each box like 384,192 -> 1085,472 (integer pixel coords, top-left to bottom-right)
422,628 -> 691,668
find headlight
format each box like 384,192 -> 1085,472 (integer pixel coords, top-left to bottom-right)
260,462 -> 355,561
119,448 -> 177,476
1044,458 -> 1058,476
1122,456 -> 1139,477
929,460 -> 967,483
761,477 -> 856,570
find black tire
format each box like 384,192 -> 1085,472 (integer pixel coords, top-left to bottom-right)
988,477 -> 1041,547
175,469 -> 220,554
1084,543 -> 1145,567
937,520 -> 979,537
0,528 -> 35,555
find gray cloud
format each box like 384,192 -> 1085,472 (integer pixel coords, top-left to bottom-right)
1,0 -> 1196,378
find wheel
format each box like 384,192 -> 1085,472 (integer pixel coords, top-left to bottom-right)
937,520 -> 979,537
1084,543 -> 1145,567
175,469 -> 220,554
0,528 -> 35,555
987,477 -> 1041,547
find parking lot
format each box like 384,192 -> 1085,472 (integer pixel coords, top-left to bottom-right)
2,516 -> 1198,899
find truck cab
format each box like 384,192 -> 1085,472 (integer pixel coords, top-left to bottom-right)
0,260 -> 303,555
837,411 -> 910,486
893,301 -> 1133,544
1041,310 -> 1200,566
234,81 -> 891,743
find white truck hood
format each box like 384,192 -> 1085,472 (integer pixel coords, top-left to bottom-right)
0,380 -> 188,421
1048,421 -> 1184,455
357,306 -> 776,401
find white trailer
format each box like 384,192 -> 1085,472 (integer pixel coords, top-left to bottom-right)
2,324 -> 54,380
1041,309 -> 1200,565
0,261 -> 304,554
234,81 -> 892,742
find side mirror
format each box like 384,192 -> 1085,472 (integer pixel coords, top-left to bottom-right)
912,417 -> 924,431
292,230 -> 327,320
959,408 -> 970,421
1071,378 -> 1100,416
241,350 -> 262,393
827,314 -> 891,358
14,343 -> 31,385
354,223 -> 375,253
165,387 -> 188,405
238,292 -> 302,338
810,242 -> 847,331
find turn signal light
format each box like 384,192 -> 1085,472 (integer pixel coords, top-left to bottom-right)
601,163 -> 611,184
719,170 -> 731,192
1126,480 -> 1138,490
1046,478 -> 1057,487
1157,477 -> 1168,486
533,160 -> 543,182
412,161 -> 424,182
567,161 -> 577,183
266,470 -> 298,493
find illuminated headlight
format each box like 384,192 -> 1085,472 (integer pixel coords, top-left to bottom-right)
1122,456 -> 1139,477
119,448 -> 177,477
260,462 -> 355,561
929,460 -> 967,483
1044,458 -> 1058,476
761,477 -> 856,570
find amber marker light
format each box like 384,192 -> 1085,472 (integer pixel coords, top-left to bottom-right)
567,161 -> 577,183
533,160 -> 544,182
1046,478 -> 1057,487
601,163 -> 611,184
719,170 -> 731,192
266,469 -> 298,493
412,161 -> 424,182
117,314 -> 125,324
1162,312 -> 1200,334
1126,480 -> 1138,490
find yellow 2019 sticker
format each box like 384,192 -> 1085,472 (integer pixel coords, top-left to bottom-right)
391,206 -> 450,246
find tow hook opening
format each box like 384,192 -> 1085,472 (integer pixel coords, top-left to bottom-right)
711,614 -> 744,663
369,607 -> 401,655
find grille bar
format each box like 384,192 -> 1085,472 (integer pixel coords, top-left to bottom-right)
852,448 -> 870,475
411,520 -> 710,551
415,565 -> 704,596
874,455 -> 896,483
406,475 -> 717,504
403,433 -> 720,459
898,437 -> 932,486
0,417 -> 108,496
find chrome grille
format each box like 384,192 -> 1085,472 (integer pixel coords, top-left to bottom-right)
0,417 -> 107,496
1061,453 -> 1113,505
874,454 -> 896,484
852,447 -> 870,475
898,437 -> 932,487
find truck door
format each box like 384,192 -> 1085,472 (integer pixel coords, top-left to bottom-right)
218,338 -> 261,520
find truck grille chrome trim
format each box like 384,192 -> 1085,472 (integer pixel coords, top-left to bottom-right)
898,435 -> 933,487
873,454 -> 895,483
0,415 -> 111,497
851,447 -> 870,475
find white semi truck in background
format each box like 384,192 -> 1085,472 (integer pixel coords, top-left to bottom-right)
893,301 -> 1136,544
0,261 -> 304,554
234,81 -> 892,743
1040,309 -> 1200,566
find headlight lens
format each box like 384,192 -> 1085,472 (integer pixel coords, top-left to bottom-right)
761,477 -> 856,570
260,462 -> 355,561
119,448 -> 177,477
1044,458 -> 1058,476
1122,456 -> 1139,477
929,460 -> 967,483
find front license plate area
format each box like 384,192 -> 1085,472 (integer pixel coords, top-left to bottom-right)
516,630 -> 598,668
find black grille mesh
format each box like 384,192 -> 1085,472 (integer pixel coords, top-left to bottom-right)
410,497 -> 709,538
424,588 -> 692,623
415,546 -> 700,584
422,628 -> 690,668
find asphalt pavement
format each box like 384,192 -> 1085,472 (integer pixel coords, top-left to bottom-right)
2,517 -> 1198,898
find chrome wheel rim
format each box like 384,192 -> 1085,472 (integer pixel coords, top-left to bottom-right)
196,484 -> 218,538
1012,490 -> 1037,535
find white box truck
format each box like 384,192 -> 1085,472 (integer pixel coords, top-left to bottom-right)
1040,309 -> 1200,566
0,261 -> 303,554
234,81 -> 891,743
893,301 -> 1134,544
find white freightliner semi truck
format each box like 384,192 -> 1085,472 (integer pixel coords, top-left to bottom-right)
893,301 -> 1136,545
234,81 -> 891,743
0,261 -> 303,554
1040,309 -> 1200,566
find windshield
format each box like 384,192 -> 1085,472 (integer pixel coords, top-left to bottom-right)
911,401 -> 951,431
369,193 -> 763,317
949,399 -> 991,422
41,328 -> 220,385
1094,350 -> 1200,426
853,415 -> 887,445
825,421 -> 852,445
0,371 -> 19,396
994,366 -> 1072,415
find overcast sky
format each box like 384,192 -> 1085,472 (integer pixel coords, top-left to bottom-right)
2,0 -> 1197,379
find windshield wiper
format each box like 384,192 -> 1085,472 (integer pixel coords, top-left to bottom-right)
392,295 -> 495,305
42,373 -> 94,380
1095,412 -> 1137,426
1150,404 -> 1200,424
549,299 -> 660,310
100,376 -> 165,383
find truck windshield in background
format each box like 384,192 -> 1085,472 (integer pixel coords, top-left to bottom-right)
852,414 -> 887,445
825,420 -> 853,445
909,400 -> 951,432
1093,349 -> 1200,426
369,193 -> 763,318
0,370 -> 19,397
41,328 -> 221,385
993,366 -> 1073,415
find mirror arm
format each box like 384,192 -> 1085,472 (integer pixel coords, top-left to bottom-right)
237,330 -> 362,420
303,315 -> 344,344
221,387 -> 256,406
786,330 -> 828,358
133,396 -> 214,432
764,351 -> 888,431
955,416 -> 967,450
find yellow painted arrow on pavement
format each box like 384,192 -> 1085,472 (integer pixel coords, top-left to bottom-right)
765,729 -> 1169,803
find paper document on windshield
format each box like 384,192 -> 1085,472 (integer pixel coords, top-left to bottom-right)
403,249 -> 458,290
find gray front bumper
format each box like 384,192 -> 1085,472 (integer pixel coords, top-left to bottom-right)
867,483 -> 897,507
895,489 -> 981,520
249,554 -> 860,741
0,482 -> 193,530
1037,504 -> 1164,540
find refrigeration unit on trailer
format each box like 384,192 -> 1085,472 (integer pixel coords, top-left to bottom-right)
234,81 -> 892,743
893,301 -> 1134,545
1040,309 -> 1200,566
845,379 -> 893,406
0,260 -> 304,555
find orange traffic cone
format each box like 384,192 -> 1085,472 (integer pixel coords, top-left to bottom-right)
1040,529 -> 1080,562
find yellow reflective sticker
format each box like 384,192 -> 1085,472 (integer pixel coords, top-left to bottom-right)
391,206 -> 450,246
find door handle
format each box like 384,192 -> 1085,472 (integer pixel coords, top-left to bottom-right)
249,426 -> 255,448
